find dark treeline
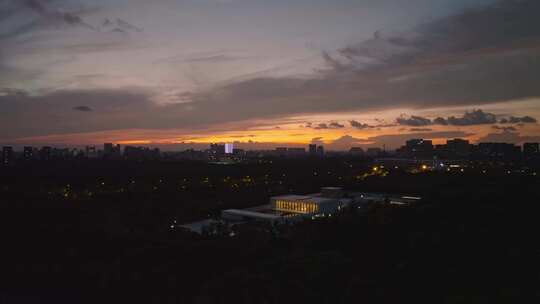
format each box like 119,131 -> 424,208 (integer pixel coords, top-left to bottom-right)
0,159 -> 539,303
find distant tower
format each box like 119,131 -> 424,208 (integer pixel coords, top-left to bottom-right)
23,146 -> 34,160
317,145 -> 325,157
524,142 -> 539,159
86,146 -> 98,158
40,146 -> 52,161
309,144 -> 317,156
2,146 -> 14,165
104,143 -> 113,156
225,143 -> 234,154
210,143 -> 225,156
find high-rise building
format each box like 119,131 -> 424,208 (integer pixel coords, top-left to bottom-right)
225,143 -> 234,154
103,143 -> 121,159
366,147 -> 382,157
104,143 -> 114,155
23,146 -> 34,160
123,146 -> 160,160
2,146 -> 14,165
233,148 -> 245,156
288,148 -> 306,157
399,139 -> 434,158
349,147 -> 364,155
276,147 -> 288,157
523,143 -> 539,158
210,143 -> 225,156
85,146 -> 98,158
316,145 -> 325,157
446,138 -> 471,157
478,143 -> 521,159
309,144 -> 317,156
40,146 -> 51,161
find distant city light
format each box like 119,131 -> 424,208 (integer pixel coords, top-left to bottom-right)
225,143 -> 234,154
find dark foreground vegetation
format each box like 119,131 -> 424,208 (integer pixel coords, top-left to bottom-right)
1,159 -> 539,303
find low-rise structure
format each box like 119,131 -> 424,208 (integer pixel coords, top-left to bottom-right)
222,187 -> 352,224
180,187 -> 422,234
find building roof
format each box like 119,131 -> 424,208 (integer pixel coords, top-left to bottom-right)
271,194 -> 336,205
222,209 -> 283,220
321,187 -> 342,190
271,194 -> 312,200
179,219 -> 216,234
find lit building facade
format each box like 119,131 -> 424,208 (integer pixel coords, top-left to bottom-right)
270,190 -> 346,215
274,198 -> 319,214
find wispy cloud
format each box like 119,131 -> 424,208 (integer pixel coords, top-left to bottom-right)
73,105 -> 93,112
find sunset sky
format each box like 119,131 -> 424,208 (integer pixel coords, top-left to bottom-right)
1,0 -> 540,150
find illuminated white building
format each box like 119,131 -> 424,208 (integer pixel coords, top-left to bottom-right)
225,143 -> 234,154
221,187 -> 351,223
182,188 -> 421,233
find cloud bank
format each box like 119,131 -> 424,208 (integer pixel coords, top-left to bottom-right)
1,0 -> 540,143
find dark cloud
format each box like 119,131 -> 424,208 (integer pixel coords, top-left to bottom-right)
174,0 -> 540,126
1,1 -> 140,44
478,130 -> 540,144
492,125 -> 517,132
339,0 -> 540,70
409,128 -> 433,132
327,135 -> 365,150
311,137 -> 324,145
24,0 -> 47,14
321,51 -> 349,72
115,18 -> 143,33
21,0 -> 96,30
396,115 -> 431,126
442,109 -> 497,126
306,122 -> 344,129
329,122 -> 345,129
0,1 -> 101,43
73,106 -> 93,112
110,28 -> 127,34
100,18 -> 144,34
433,117 -> 448,125
349,120 -> 375,129
500,116 -> 537,124
399,110 -> 499,126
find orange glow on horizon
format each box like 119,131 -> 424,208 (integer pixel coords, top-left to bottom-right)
10,106 -> 539,149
